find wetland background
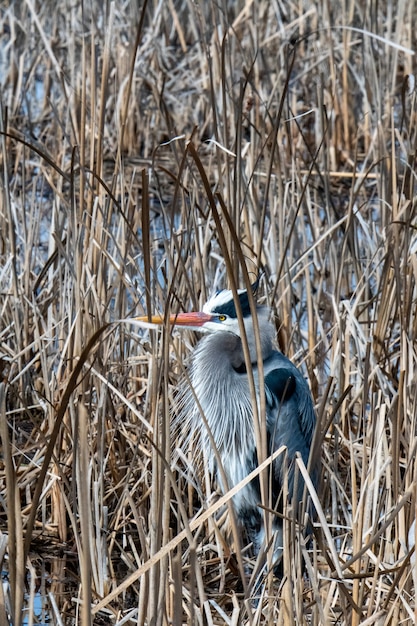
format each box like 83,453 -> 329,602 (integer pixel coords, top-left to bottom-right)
0,0 -> 417,624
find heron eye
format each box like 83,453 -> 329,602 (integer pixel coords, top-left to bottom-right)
218,314 -> 227,322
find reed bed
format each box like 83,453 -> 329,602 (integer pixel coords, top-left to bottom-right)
0,0 -> 416,624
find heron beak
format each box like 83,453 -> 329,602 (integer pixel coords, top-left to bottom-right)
133,312 -> 213,327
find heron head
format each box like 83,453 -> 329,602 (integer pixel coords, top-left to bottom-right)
133,287 -> 274,360
199,288 -> 254,334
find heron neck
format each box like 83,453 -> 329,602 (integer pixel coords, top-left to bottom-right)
190,332 -> 251,444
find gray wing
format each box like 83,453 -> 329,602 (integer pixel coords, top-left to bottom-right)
263,351 -> 317,503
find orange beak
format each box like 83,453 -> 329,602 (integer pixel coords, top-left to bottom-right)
133,312 -> 213,327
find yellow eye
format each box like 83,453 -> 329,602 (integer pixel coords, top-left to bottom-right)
218,315 -> 227,322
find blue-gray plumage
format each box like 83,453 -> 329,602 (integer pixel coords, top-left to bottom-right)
137,286 -> 317,570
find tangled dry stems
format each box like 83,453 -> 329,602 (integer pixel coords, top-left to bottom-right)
0,1 -> 416,624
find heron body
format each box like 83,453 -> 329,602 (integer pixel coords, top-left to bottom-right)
137,287 -> 317,566
176,289 -> 316,559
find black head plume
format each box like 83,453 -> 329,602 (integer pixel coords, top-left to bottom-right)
209,276 -> 262,319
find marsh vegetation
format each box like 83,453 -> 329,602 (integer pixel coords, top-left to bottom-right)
0,0 -> 416,624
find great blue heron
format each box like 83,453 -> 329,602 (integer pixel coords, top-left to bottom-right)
137,285 -> 317,571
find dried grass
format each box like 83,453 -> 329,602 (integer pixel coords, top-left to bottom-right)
0,0 -> 416,624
